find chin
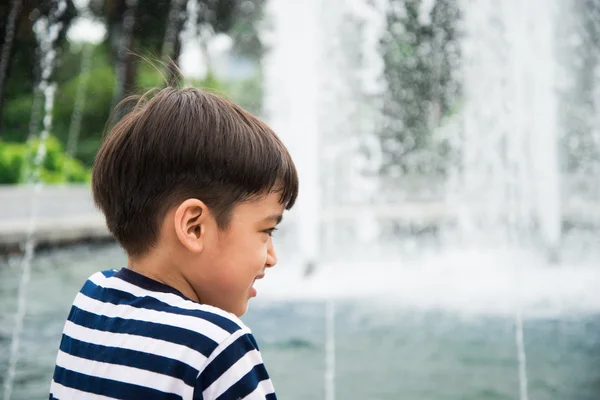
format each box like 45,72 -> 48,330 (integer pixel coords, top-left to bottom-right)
233,303 -> 249,317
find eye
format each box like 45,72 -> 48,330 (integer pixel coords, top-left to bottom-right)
263,227 -> 278,237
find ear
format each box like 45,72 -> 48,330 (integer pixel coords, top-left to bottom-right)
173,198 -> 209,253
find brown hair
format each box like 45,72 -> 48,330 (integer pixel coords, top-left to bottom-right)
92,86 -> 298,256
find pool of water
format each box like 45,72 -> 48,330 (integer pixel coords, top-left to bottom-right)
0,243 -> 599,399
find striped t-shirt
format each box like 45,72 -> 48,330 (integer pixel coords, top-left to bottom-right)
49,268 -> 277,400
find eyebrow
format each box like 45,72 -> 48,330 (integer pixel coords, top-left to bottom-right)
264,214 -> 284,225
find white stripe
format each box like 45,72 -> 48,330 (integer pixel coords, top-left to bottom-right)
201,327 -> 264,400
92,271 -> 116,281
203,349 -> 263,399
55,350 -> 194,398
198,328 -> 249,393
243,379 -> 276,399
88,271 -> 247,328
73,292 -> 231,343
63,320 -> 207,370
50,380 -> 116,400
199,326 -> 251,374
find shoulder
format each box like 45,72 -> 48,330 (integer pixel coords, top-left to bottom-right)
79,268 -> 250,346
196,324 -> 274,399
55,270 -> 266,399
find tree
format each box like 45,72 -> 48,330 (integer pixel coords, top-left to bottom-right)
90,0 -> 266,102
0,0 -> 77,138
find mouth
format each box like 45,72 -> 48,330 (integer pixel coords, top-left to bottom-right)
250,274 -> 265,298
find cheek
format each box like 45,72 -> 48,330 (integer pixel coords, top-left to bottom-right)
240,237 -> 271,273
217,235 -> 267,270
214,230 -> 269,268
247,239 -> 269,264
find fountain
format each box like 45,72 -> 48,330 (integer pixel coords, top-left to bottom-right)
458,2 -> 563,398
456,0 -> 561,259
262,0 -> 321,270
260,0 -> 599,399
2,1 -> 68,399
262,0 -> 389,398
1,0 -> 599,399
261,1 -> 328,396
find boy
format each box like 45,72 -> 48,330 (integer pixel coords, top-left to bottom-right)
49,86 -> 298,399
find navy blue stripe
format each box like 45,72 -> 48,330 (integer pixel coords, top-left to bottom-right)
52,366 -> 182,400
67,306 -> 219,357
59,335 -> 198,386
81,278 -> 242,334
215,363 -> 271,400
266,393 -> 278,400
115,268 -> 188,297
199,333 -> 258,390
100,269 -> 117,278
247,333 -> 260,350
192,384 -> 204,400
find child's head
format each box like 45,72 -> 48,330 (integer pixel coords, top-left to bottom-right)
92,86 -> 298,315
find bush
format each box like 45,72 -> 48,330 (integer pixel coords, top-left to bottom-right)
0,141 -> 26,184
0,136 -> 90,184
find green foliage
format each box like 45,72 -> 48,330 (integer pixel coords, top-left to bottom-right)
201,72 -> 225,92
224,72 -> 263,116
1,38 -> 262,167
0,136 -> 90,184
0,141 -> 26,184
1,3 -> 266,171
2,95 -> 34,140
53,64 -> 116,141
136,63 -> 167,91
186,69 -> 263,115
2,43 -> 116,164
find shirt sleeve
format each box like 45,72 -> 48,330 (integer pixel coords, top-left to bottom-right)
194,328 -> 277,400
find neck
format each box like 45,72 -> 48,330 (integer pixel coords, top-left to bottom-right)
128,250 -> 201,303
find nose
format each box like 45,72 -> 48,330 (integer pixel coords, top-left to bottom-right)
265,237 -> 278,268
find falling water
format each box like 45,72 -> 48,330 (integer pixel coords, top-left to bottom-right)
262,0 -> 321,268
263,0 -> 389,398
2,1 -> 67,399
458,0 -> 561,253
324,300 -> 335,400
178,0 -> 203,82
459,0 -> 562,398
327,0 -> 388,250
25,95 -> 46,176
180,0 -> 199,43
179,0 -> 218,78
64,1 -> 105,179
514,298 -> 529,400
262,1 -> 328,397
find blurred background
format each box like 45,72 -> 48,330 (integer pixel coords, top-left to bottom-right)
1,0 -> 600,399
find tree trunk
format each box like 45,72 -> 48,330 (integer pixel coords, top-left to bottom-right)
111,0 -> 138,106
166,37 -> 182,86
162,0 -> 186,86
0,0 -> 23,137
